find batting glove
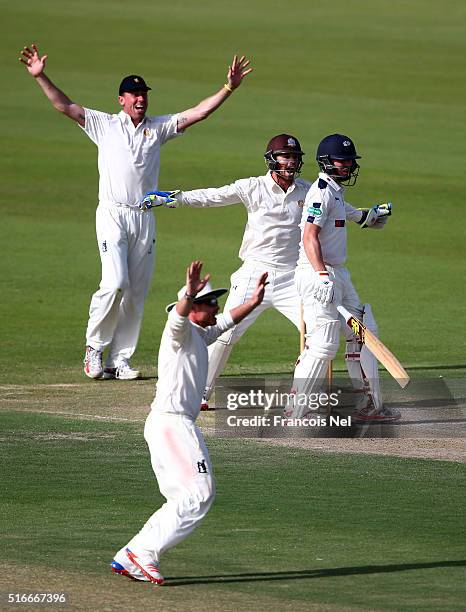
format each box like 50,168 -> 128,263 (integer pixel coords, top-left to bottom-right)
359,202 -> 392,229
313,271 -> 334,305
139,190 -> 181,212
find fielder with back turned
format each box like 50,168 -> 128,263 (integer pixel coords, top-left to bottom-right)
287,134 -> 400,422
110,261 -> 267,583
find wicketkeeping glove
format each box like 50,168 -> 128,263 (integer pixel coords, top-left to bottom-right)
313,272 -> 334,305
139,190 -> 181,212
359,202 -> 392,229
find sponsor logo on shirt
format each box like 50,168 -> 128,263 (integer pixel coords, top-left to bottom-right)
335,220 -> 345,227
101,240 -> 107,253
307,215 -> 315,223
307,205 -> 322,217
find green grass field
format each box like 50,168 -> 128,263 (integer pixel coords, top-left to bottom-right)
1,411 -> 465,611
2,0 -> 466,382
1,1 -> 465,609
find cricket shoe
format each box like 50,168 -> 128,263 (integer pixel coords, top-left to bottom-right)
110,560 -> 146,582
110,550 -> 149,583
354,397 -> 401,423
200,396 -> 214,411
83,346 -> 103,379
103,360 -> 141,380
124,548 -> 164,585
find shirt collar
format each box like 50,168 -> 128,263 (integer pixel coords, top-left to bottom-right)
118,110 -> 130,123
118,110 -> 147,128
265,171 -> 295,194
319,172 -> 344,192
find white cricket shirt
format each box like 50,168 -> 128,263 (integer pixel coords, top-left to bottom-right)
297,173 -> 363,267
80,109 -> 182,207
151,308 -> 235,420
180,172 -> 311,269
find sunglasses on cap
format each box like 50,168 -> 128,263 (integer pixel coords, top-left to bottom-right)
195,297 -> 218,307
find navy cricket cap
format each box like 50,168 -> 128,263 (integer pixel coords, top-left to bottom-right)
118,75 -> 152,95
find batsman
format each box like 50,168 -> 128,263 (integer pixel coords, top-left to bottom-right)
288,134 -> 400,422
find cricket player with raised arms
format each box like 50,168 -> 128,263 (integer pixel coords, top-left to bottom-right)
110,261 -> 268,583
20,43 -> 252,381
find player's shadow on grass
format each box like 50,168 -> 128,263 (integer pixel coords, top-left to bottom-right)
165,559 -> 466,586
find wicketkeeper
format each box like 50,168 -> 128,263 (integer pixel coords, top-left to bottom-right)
110,261 -> 267,583
141,134 -> 311,408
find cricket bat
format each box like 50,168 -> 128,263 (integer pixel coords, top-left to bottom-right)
337,305 -> 410,389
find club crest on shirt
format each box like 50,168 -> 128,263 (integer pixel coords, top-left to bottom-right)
197,459 -> 208,474
143,128 -> 151,137
297,200 -> 304,208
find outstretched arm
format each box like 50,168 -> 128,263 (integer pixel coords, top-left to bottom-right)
177,54 -> 252,131
140,182 -> 243,210
19,44 -> 85,126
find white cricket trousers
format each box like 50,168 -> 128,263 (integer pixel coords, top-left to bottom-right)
286,264 -> 363,416
204,261 -> 301,398
122,411 -> 215,562
86,203 -> 156,367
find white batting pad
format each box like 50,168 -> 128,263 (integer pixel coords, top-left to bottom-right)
345,339 -> 365,391
361,304 -> 383,410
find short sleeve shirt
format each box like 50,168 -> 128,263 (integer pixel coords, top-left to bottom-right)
80,109 -> 182,207
297,172 -> 353,266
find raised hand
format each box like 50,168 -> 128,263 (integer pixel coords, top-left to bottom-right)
186,261 -> 210,298
19,44 -> 47,77
251,272 -> 268,307
227,55 -> 253,90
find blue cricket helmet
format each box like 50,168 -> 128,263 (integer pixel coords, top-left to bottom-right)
316,134 -> 361,186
